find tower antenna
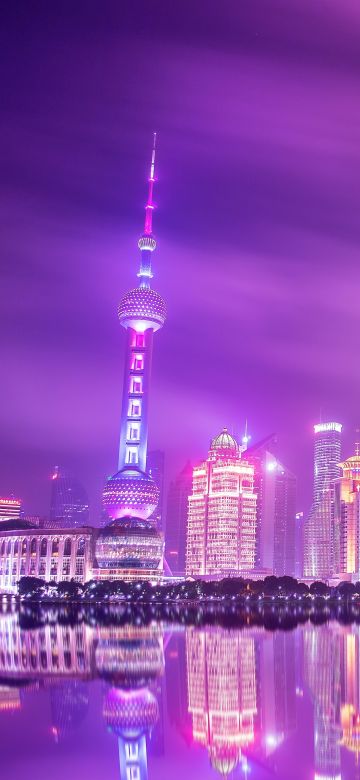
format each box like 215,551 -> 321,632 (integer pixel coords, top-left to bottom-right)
144,131 -> 157,236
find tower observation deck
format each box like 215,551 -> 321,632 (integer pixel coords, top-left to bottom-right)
100,136 -> 166,579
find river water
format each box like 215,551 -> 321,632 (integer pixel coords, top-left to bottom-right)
0,609 -> 358,779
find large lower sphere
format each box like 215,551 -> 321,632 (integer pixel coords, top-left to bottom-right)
102,468 -> 159,521
95,519 -> 163,572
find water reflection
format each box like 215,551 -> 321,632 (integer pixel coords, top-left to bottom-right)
1,613 -> 360,778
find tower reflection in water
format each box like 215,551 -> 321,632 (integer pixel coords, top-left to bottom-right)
99,625 -> 164,780
3,615 -> 360,777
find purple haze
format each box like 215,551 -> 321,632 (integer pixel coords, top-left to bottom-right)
1,1 -> 360,520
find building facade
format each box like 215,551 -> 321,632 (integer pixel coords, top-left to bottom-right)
186,429 -> 257,577
245,437 -> 297,575
304,421 -> 342,579
165,461 -> 192,574
147,450 -> 165,531
0,498 -> 21,523
49,466 -> 89,528
0,526 -> 94,591
273,463 -> 297,576
333,444 -> 360,577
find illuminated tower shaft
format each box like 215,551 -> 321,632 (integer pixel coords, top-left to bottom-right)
118,327 -> 154,472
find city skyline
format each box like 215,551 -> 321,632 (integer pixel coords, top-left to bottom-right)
2,2 -> 360,521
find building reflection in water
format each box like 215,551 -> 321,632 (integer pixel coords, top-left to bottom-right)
186,627 -> 257,776
3,614 -> 360,777
50,681 -> 89,742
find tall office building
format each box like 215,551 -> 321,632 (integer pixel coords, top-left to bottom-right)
147,450 -> 165,530
165,461 -> 192,574
333,442 -> 360,577
99,135 -> 166,580
294,512 -> 304,578
186,429 -> 257,577
245,438 -> 297,575
0,497 -> 21,524
49,467 -> 89,528
273,464 -> 297,576
304,421 -> 342,579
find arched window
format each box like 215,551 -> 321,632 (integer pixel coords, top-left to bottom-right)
77,538 -> 85,557
51,538 -> 59,555
6,541 -> 11,556
30,538 -> 37,555
64,538 -> 72,557
40,538 -> 47,557
14,540 -> 19,555
1,541 -> 5,557
21,539 -> 27,556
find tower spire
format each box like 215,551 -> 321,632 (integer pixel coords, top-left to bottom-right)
144,131 -> 156,236
138,133 -> 158,285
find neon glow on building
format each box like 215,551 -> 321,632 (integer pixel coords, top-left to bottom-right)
185,429 -> 257,577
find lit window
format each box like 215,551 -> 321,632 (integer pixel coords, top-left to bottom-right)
128,400 -> 141,417
126,448 -> 139,465
127,767 -> 140,780
131,378 -> 142,394
131,354 -> 144,371
125,743 -> 139,761
128,424 -> 140,441
135,334 -> 145,348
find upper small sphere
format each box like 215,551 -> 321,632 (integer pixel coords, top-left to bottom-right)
210,428 -> 239,458
118,287 -> 166,332
138,234 -> 157,252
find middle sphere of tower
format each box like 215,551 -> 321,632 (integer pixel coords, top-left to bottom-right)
118,287 -> 167,332
102,467 -> 159,521
103,688 -> 159,738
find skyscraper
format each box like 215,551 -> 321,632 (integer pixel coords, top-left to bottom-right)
333,441 -> 360,576
49,466 -> 89,528
304,421 -> 342,579
165,461 -> 192,574
147,450 -> 165,530
294,511 -> 304,578
186,429 -> 257,577
245,438 -> 297,575
313,422 -> 342,506
273,464 -> 297,577
99,135 -> 166,580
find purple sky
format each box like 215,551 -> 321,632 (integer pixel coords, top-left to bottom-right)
1,0 -> 360,520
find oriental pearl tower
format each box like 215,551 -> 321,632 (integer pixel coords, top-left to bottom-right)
99,135 -> 166,580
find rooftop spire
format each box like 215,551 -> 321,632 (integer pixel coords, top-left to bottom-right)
138,133 -> 157,285
144,131 -> 156,236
